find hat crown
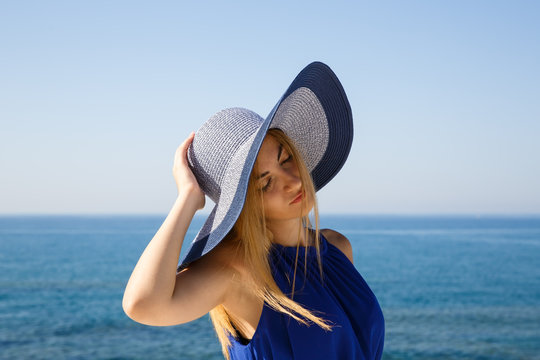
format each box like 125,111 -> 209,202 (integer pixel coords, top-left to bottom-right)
188,108 -> 264,202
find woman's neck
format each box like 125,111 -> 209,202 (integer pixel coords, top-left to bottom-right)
266,218 -> 309,247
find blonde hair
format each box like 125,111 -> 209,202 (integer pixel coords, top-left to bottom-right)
209,128 -> 332,359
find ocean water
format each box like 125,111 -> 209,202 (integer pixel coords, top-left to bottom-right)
1,215 -> 539,359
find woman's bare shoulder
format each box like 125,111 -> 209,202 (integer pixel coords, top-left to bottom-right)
320,228 -> 354,264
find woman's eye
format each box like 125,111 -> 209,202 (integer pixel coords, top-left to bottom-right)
260,155 -> 292,192
262,178 -> 273,192
281,155 -> 292,164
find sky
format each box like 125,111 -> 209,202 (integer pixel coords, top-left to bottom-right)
1,0 -> 539,215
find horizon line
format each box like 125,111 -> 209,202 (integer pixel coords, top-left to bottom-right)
1,212 -> 540,218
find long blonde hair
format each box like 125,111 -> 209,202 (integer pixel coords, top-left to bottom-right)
209,128 -> 332,359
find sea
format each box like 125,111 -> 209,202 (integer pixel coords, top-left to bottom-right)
0,214 -> 539,360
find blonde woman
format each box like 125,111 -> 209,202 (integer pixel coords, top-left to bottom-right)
123,62 -> 385,359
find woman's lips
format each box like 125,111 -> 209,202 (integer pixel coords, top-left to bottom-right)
290,191 -> 303,204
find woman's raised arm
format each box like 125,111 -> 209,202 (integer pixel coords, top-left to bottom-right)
122,133 -> 234,326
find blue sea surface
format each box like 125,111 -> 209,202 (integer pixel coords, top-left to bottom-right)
1,215 -> 539,359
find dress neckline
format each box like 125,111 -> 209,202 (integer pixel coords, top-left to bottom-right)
270,231 -> 328,257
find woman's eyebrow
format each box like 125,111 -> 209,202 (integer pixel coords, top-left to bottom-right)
257,171 -> 269,180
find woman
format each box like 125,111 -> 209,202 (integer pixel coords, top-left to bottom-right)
123,62 -> 385,359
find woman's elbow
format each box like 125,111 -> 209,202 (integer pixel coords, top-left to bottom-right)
122,293 -> 144,322
122,294 -> 156,325
122,294 -> 183,326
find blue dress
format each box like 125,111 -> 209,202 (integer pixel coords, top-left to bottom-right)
228,233 -> 385,359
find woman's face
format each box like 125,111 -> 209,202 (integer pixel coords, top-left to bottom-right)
255,135 -> 313,222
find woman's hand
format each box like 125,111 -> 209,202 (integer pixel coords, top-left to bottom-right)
173,132 -> 205,210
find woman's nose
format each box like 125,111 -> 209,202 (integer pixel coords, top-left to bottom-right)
281,169 -> 301,192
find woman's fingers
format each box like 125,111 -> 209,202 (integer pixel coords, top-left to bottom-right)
172,132 -> 205,209
175,132 -> 195,167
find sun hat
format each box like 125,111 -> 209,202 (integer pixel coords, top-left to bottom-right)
178,61 -> 353,269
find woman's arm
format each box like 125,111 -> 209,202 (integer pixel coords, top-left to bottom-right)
122,133 -> 235,326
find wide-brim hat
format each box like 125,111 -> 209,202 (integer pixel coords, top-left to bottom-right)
179,61 -> 353,269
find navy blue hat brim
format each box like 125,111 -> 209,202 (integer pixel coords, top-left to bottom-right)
266,61 -> 353,191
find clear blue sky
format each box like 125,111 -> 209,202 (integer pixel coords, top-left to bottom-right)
1,0 -> 539,215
